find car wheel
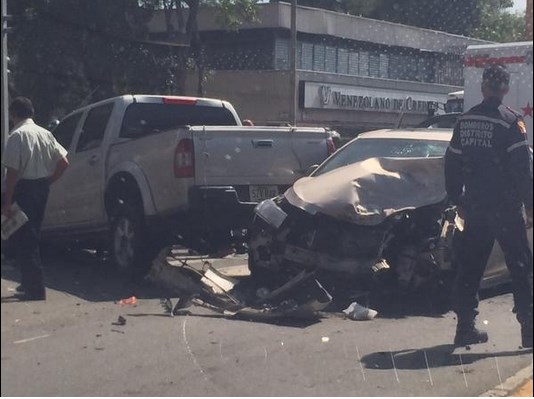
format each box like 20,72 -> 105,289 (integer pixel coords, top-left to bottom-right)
111,204 -> 152,277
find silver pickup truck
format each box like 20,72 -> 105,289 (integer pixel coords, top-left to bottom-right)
41,95 -> 334,273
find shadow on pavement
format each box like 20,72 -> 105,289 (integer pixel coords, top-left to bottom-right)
361,344 -> 533,370
126,311 -> 320,328
1,248 -> 517,326
1,249 -> 162,303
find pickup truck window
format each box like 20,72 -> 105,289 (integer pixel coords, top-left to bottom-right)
53,112 -> 82,150
119,103 -> 238,139
76,103 -> 114,152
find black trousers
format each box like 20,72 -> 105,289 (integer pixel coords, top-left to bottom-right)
452,206 -> 533,326
11,178 -> 50,297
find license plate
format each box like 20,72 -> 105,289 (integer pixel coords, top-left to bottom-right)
249,185 -> 279,202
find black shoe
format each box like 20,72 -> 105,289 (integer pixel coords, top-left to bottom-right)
521,326 -> 533,348
454,326 -> 489,346
14,292 -> 46,301
15,284 -> 25,293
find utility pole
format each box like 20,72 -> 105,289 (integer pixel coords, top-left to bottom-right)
1,0 -> 10,192
289,0 -> 297,126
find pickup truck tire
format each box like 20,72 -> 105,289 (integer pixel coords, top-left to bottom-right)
111,204 -> 153,277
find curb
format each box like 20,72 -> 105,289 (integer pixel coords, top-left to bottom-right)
480,363 -> 533,397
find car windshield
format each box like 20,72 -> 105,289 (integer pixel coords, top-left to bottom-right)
314,137 -> 449,176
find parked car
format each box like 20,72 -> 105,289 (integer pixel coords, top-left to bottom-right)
42,95 -> 335,274
248,128 -> 533,305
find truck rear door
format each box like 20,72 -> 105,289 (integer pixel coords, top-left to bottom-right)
192,126 -> 329,202
464,42 -> 533,145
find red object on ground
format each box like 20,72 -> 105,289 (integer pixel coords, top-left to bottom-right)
117,296 -> 137,306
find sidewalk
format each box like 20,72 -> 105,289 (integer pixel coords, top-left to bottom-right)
482,363 -> 533,397
511,378 -> 533,397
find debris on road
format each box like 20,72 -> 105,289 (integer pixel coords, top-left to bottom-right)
112,316 -> 127,326
146,247 -> 332,321
342,302 -> 378,321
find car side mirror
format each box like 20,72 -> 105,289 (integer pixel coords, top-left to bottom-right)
307,164 -> 319,176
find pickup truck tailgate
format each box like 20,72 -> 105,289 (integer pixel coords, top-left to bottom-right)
192,126 -> 329,187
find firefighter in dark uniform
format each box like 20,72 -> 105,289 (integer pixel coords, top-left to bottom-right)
445,64 -> 533,348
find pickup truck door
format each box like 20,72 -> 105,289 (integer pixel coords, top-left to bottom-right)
57,103 -> 114,227
43,112 -> 84,227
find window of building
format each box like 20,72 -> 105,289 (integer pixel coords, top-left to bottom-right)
379,53 -> 389,78
337,48 -> 349,74
348,51 -> 359,75
313,44 -> 326,71
369,53 -> 381,77
359,51 -> 369,76
275,38 -> 289,70
325,46 -> 337,73
300,42 -> 314,70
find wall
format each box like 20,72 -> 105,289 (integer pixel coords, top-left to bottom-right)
184,69 -> 460,135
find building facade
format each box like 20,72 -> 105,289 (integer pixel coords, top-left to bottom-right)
148,3 -> 489,135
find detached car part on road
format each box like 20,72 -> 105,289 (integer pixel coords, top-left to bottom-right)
248,129 -> 533,306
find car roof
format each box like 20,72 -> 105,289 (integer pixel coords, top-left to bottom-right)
357,128 -> 453,141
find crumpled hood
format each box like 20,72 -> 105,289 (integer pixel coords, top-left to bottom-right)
285,157 -> 447,226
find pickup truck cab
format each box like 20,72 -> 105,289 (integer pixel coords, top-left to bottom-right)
43,95 -> 333,273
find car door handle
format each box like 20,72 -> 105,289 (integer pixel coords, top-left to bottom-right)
88,155 -> 99,165
252,139 -> 273,148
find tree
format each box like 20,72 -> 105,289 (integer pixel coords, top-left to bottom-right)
471,0 -> 527,42
7,0 -> 258,123
278,0 -> 526,40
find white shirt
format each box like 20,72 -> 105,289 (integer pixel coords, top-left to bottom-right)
2,119 -> 68,180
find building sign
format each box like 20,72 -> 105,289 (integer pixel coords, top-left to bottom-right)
303,82 -> 447,114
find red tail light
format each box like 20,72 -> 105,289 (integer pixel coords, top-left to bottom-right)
327,137 -> 336,156
174,138 -> 195,178
163,97 -> 197,105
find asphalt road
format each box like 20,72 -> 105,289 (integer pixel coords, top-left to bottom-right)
1,251 -> 532,396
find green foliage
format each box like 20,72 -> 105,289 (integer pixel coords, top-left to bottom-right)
205,0 -> 259,30
293,0 -> 526,40
471,3 -> 527,42
8,0 -> 259,123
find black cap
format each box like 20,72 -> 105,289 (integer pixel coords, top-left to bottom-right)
482,63 -> 510,90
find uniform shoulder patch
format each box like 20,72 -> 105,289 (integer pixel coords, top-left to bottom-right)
517,119 -> 527,135
506,106 -> 523,118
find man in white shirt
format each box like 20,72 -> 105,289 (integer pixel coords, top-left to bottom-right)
1,97 -> 69,300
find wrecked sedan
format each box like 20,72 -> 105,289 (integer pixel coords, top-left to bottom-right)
248,129 -> 533,305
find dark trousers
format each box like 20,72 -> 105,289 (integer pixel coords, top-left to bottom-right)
452,206 -> 533,326
11,178 -> 50,297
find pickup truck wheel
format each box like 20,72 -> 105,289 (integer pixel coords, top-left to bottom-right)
111,206 -> 151,276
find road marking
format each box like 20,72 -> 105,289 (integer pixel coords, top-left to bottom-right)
14,334 -> 50,344
355,345 -> 366,382
390,350 -> 400,384
342,342 -> 348,359
181,318 -> 208,381
458,354 -> 469,388
263,347 -> 268,364
423,350 -> 434,387
494,357 -> 504,390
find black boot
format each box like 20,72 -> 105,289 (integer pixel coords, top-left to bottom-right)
454,320 -> 488,346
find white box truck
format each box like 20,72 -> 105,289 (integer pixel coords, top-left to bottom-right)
463,41 -> 533,146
